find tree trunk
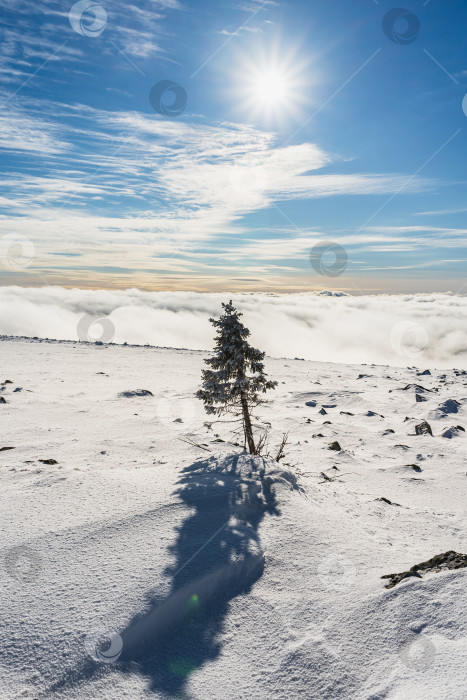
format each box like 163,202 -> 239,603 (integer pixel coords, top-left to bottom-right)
241,392 -> 256,454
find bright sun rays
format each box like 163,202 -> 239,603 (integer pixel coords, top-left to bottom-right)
231,43 -> 314,124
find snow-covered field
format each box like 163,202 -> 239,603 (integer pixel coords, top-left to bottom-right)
1,336 -> 466,699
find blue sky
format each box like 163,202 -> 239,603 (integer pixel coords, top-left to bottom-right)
0,0 -> 466,293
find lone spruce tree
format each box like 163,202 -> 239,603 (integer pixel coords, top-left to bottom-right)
197,301 -> 277,454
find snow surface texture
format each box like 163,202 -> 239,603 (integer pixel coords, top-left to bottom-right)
1,337 -> 466,699
1,286 -> 467,368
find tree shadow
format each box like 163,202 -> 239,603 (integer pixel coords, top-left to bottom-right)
117,452 -> 279,696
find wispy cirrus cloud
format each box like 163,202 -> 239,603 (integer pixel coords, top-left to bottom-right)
0,94 -> 443,290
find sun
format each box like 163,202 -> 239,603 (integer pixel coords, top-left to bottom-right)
254,69 -> 289,106
230,43 -> 313,124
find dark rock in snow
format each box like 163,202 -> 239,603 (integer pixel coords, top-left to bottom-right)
415,421 -> 433,436
1,380 -> 13,385
441,425 -> 465,439
382,550 -> 467,589
319,408 -> 327,415
39,459 -> 58,465
340,411 -> 354,416
417,369 -> 431,376
119,389 -> 154,398
401,384 -> 432,393
328,441 -> 342,451
382,429 -> 395,435
405,464 -> 422,472
415,394 -> 427,403
0,446 -> 15,452
0,397 -> 6,404
375,497 -> 401,506
305,401 -> 317,407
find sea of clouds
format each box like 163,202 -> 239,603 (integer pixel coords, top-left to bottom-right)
1,286 -> 466,369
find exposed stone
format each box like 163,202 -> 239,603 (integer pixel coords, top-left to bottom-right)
375,497 -> 401,506
415,421 -> 433,436
382,551 -> 467,589
328,441 -> 341,451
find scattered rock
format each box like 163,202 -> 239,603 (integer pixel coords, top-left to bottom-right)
417,369 -> 431,376
0,397 -> 6,404
328,441 -> 342,451
313,433 -> 325,438
415,421 -> 433,436
358,374 -> 371,379
1,380 -> 13,385
401,384 -> 432,393
375,497 -> 401,506
318,408 -> 327,415
382,429 -> 395,435
0,446 -> 15,452
118,389 -> 154,398
305,400 -> 317,407
366,410 -> 384,417
415,394 -> 426,403
405,463 -> 422,472
340,411 -> 354,416
441,425 -> 465,439
382,551 -> 467,589
39,459 -> 58,465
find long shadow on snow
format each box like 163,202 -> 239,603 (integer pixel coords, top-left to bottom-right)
116,452 -> 279,696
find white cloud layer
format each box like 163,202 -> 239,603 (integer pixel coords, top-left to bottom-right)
1,286 -> 467,369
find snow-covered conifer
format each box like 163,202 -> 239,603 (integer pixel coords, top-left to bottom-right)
197,301 -> 277,454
